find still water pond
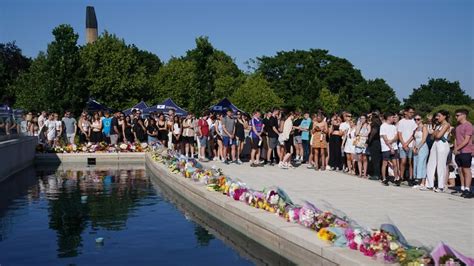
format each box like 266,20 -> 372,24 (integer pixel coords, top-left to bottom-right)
0,165 -> 293,265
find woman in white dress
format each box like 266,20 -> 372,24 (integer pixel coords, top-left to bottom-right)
343,119 -> 357,175
44,114 -> 57,147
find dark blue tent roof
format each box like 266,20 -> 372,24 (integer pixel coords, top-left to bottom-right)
0,104 -> 13,118
143,98 -> 188,117
86,99 -> 110,112
123,101 -> 148,116
209,98 -> 244,114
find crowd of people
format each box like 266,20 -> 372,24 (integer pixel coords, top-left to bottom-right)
1,105 -> 472,198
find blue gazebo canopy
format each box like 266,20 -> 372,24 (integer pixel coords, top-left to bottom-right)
0,104 -> 13,118
143,98 -> 188,117
86,98 -> 110,112
123,101 -> 148,116
209,98 -> 244,114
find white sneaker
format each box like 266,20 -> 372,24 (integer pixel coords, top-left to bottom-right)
237,159 -> 243,164
412,185 -> 421,189
213,157 -> 218,161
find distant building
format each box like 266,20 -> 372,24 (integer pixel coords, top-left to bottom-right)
86,6 -> 98,44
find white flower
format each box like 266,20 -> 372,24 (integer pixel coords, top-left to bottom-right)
389,242 -> 399,251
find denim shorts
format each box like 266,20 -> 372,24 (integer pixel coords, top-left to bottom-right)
199,136 -> 208,147
222,136 -> 235,147
398,147 -> 413,159
382,150 -> 399,161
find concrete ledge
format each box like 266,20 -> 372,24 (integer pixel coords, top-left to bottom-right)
35,152 -> 146,165
0,136 -> 37,182
146,153 -> 382,266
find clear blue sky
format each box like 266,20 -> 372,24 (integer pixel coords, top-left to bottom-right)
1,0 -> 472,100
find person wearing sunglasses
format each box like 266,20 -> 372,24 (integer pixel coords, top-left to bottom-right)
453,109 -> 473,198
412,115 -> 429,189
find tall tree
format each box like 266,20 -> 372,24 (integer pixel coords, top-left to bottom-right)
81,31 -> 148,110
230,74 -> 283,113
151,57 -> 198,109
350,79 -> 400,114
256,49 -> 364,111
404,78 -> 473,114
0,42 -> 31,104
316,87 -> 340,115
13,25 -> 86,114
183,36 -> 243,113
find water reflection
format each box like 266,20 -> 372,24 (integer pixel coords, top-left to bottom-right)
0,165 -> 293,265
38,169 -> 149,257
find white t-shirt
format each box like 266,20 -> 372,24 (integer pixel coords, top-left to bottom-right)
397,118 -> 417,148
340,122 -> 350,133
38,115 -> 46,129
380,123 -> 398,152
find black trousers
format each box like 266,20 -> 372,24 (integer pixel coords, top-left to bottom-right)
369,140 -> 382,178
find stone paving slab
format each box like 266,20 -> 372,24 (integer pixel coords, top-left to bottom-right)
203,162 -> 474,258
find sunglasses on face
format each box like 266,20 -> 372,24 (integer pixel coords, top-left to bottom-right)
455,114 -> 463,117
415,118 -> 421,121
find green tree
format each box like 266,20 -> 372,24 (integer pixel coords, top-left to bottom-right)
0,42 -> 31,103
13,25 -> 86,114
430,104 -> 474,124
404,78 -> 473,114
151,57 -> 198,108
81,31 -> 148,110
256,49 -> 364,111
230,74 -> 283,113
349,79 -> 400,114
183,36 -> 243,113
316,87 -> 340,115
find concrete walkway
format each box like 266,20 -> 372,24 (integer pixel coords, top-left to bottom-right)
202,161 -> 474,258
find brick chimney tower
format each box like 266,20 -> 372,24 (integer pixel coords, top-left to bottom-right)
86,6 -> 98,44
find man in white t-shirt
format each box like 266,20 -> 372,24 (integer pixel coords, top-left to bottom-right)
397,106 -> 417,184
380,112 -> 400,186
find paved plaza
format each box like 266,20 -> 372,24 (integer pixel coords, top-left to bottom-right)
203,162 -> 474,258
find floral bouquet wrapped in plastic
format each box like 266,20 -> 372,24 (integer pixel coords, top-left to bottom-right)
285,205 -> 301,223
298,201 -> 320,229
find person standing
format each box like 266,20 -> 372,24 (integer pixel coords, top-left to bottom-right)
132,110 -> 147,143
157,113 -> 169,147
279,112 -> 295,169
53,113 -> 62,147
235,111 -> 247,164
397,106 -> 417,185
172,116 -> 182,152
78,112 -> 91,144
61,111 -> 77,145
355,114 -> 371,177
343,119 -> 357,175
146,118 -> 159,144
90,112 -> 103,144
412,114 -> 429,189
300,112 -> 313,163
368,114 -> 382,180
221,109 -> 237,164
109,111 -> 120,145
310,112 -> 328,171
101,111 -> 113,144
328,114 -> 343,171
292,112 -> 304,162
123,116 -> 134,143
380,112 -> 400,186
250,110 -> 264,167
425,110 -> 451,192
198,111 -> 211,162
182,113 -> 196,158
453,109 -> 473,198
44,113 -> 57,147
265,108 -> 280,165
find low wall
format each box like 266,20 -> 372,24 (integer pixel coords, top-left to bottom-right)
0,137 -> 37,183
146,153 -> 380,266
35,152 -> 146,165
